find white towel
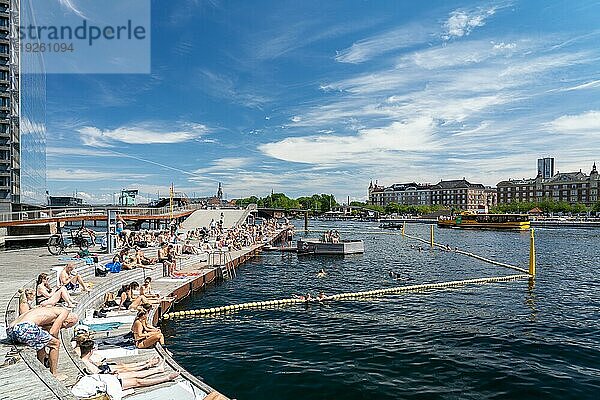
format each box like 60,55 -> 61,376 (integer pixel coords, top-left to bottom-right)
94,348 -> 139,360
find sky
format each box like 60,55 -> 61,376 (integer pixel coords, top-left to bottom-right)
42,0 -> 600,204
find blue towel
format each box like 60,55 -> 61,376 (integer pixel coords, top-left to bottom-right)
88,322 -> 123,332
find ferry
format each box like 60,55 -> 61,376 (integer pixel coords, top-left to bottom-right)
437,212 -> 530,230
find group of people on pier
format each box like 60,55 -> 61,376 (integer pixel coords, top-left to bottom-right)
7,212 -> 286,399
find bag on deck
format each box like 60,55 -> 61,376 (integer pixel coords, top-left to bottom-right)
105,262 -> 122,273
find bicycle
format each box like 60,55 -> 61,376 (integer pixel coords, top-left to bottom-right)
47,228 -> 93,255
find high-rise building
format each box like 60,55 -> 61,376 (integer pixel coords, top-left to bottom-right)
537,157 -> 555,180
0,0 -> 46,212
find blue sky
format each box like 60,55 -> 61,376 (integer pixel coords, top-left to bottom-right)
44,0 -> 600,203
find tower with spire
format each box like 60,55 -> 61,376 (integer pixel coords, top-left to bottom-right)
216,182 -> 223,200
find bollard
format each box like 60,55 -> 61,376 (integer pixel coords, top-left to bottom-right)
430,224 -> 434,248
529,228 -> 536,276
401,221 -> 406,237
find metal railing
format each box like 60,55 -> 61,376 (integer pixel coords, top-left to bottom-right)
0,203 -> 207,224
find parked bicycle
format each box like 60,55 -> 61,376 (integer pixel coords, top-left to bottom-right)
47,228 -> 94,255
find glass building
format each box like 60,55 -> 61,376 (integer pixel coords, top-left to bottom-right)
0,0 -> 46,212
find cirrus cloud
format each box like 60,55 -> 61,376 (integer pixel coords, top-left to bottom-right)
78,122 -> 209,147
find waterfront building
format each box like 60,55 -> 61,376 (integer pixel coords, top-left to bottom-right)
497,162 -> 599,206
367,180 -> 385,206
119,189 -> 139,206
48,196 -> 84,207
368,181 -> 431,207
537,157 -> 555,180
368,178 -> 491,211
0,0 -> 47,212
430,179 -> 489,211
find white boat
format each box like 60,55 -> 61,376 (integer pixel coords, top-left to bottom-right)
296,238 -> 364,255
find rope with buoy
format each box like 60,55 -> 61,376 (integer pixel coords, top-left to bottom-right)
296,227 -> 530,274
162,273 -> 530,320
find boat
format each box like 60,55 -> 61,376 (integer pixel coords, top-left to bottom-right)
437,212 -> 530,230
296,238 -> 365,255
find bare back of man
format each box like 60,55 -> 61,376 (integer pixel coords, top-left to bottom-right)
8,306 -> 79,376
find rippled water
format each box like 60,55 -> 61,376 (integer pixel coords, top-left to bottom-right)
163,221 -> 600,400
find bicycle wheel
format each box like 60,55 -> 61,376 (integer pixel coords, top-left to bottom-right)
78,238 -> 90,251
47,234 -> 64,255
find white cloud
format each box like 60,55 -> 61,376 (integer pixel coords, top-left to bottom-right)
548,110 -> 600,133
260,117 -> 438,164
48,168 -> 148,181
77,122 -> 209,147
191,157 -> 251,176
443,6 -> 499,40
492,41 -> 516,50
47,147 -> 116,157
399,40 -> 521,70
335,24 -> 431,64
557,79 -> 600,92
58,0 -> 86,18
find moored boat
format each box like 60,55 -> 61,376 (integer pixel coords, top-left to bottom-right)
437,212 -> 530,230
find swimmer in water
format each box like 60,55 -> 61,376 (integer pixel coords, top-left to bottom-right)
294,293 -> 313,302
316,292 -> 327,301
389,271 -> 399,279
317,268 -> 327,278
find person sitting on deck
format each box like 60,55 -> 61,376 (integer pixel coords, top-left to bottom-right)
18,288 -> 35,315
181,240 -> 199,255
157,243 -> 176,277
140,277 -> 160,300
119,282 -> 150,311
7,306 -> 78,377
131,307 -> 165,349
135,247 -> 158,266
79,339 -> 179,390
36,273 -> 77,308
60,263 -> 89,292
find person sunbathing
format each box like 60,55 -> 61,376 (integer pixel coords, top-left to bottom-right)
7,306 -> 78,377
131,307 -> 165,349
59,263 -> 89,292
18,288 -> 35,315
36,273 -> 77,308
79,339 -> 178,389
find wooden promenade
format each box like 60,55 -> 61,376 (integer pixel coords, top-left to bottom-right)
0,212 -> 290,399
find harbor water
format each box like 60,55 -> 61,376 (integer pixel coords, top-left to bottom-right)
163,221 -> 600,399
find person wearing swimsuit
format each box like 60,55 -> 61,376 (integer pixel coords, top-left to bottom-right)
35,273 -> 76,308
131,308 -> 164,349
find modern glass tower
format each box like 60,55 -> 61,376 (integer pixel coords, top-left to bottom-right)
0,0 -> 46,212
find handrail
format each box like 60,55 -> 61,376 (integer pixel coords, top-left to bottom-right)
0,203 -> 207,224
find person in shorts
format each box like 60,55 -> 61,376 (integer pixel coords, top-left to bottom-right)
7,306 -> 78,376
